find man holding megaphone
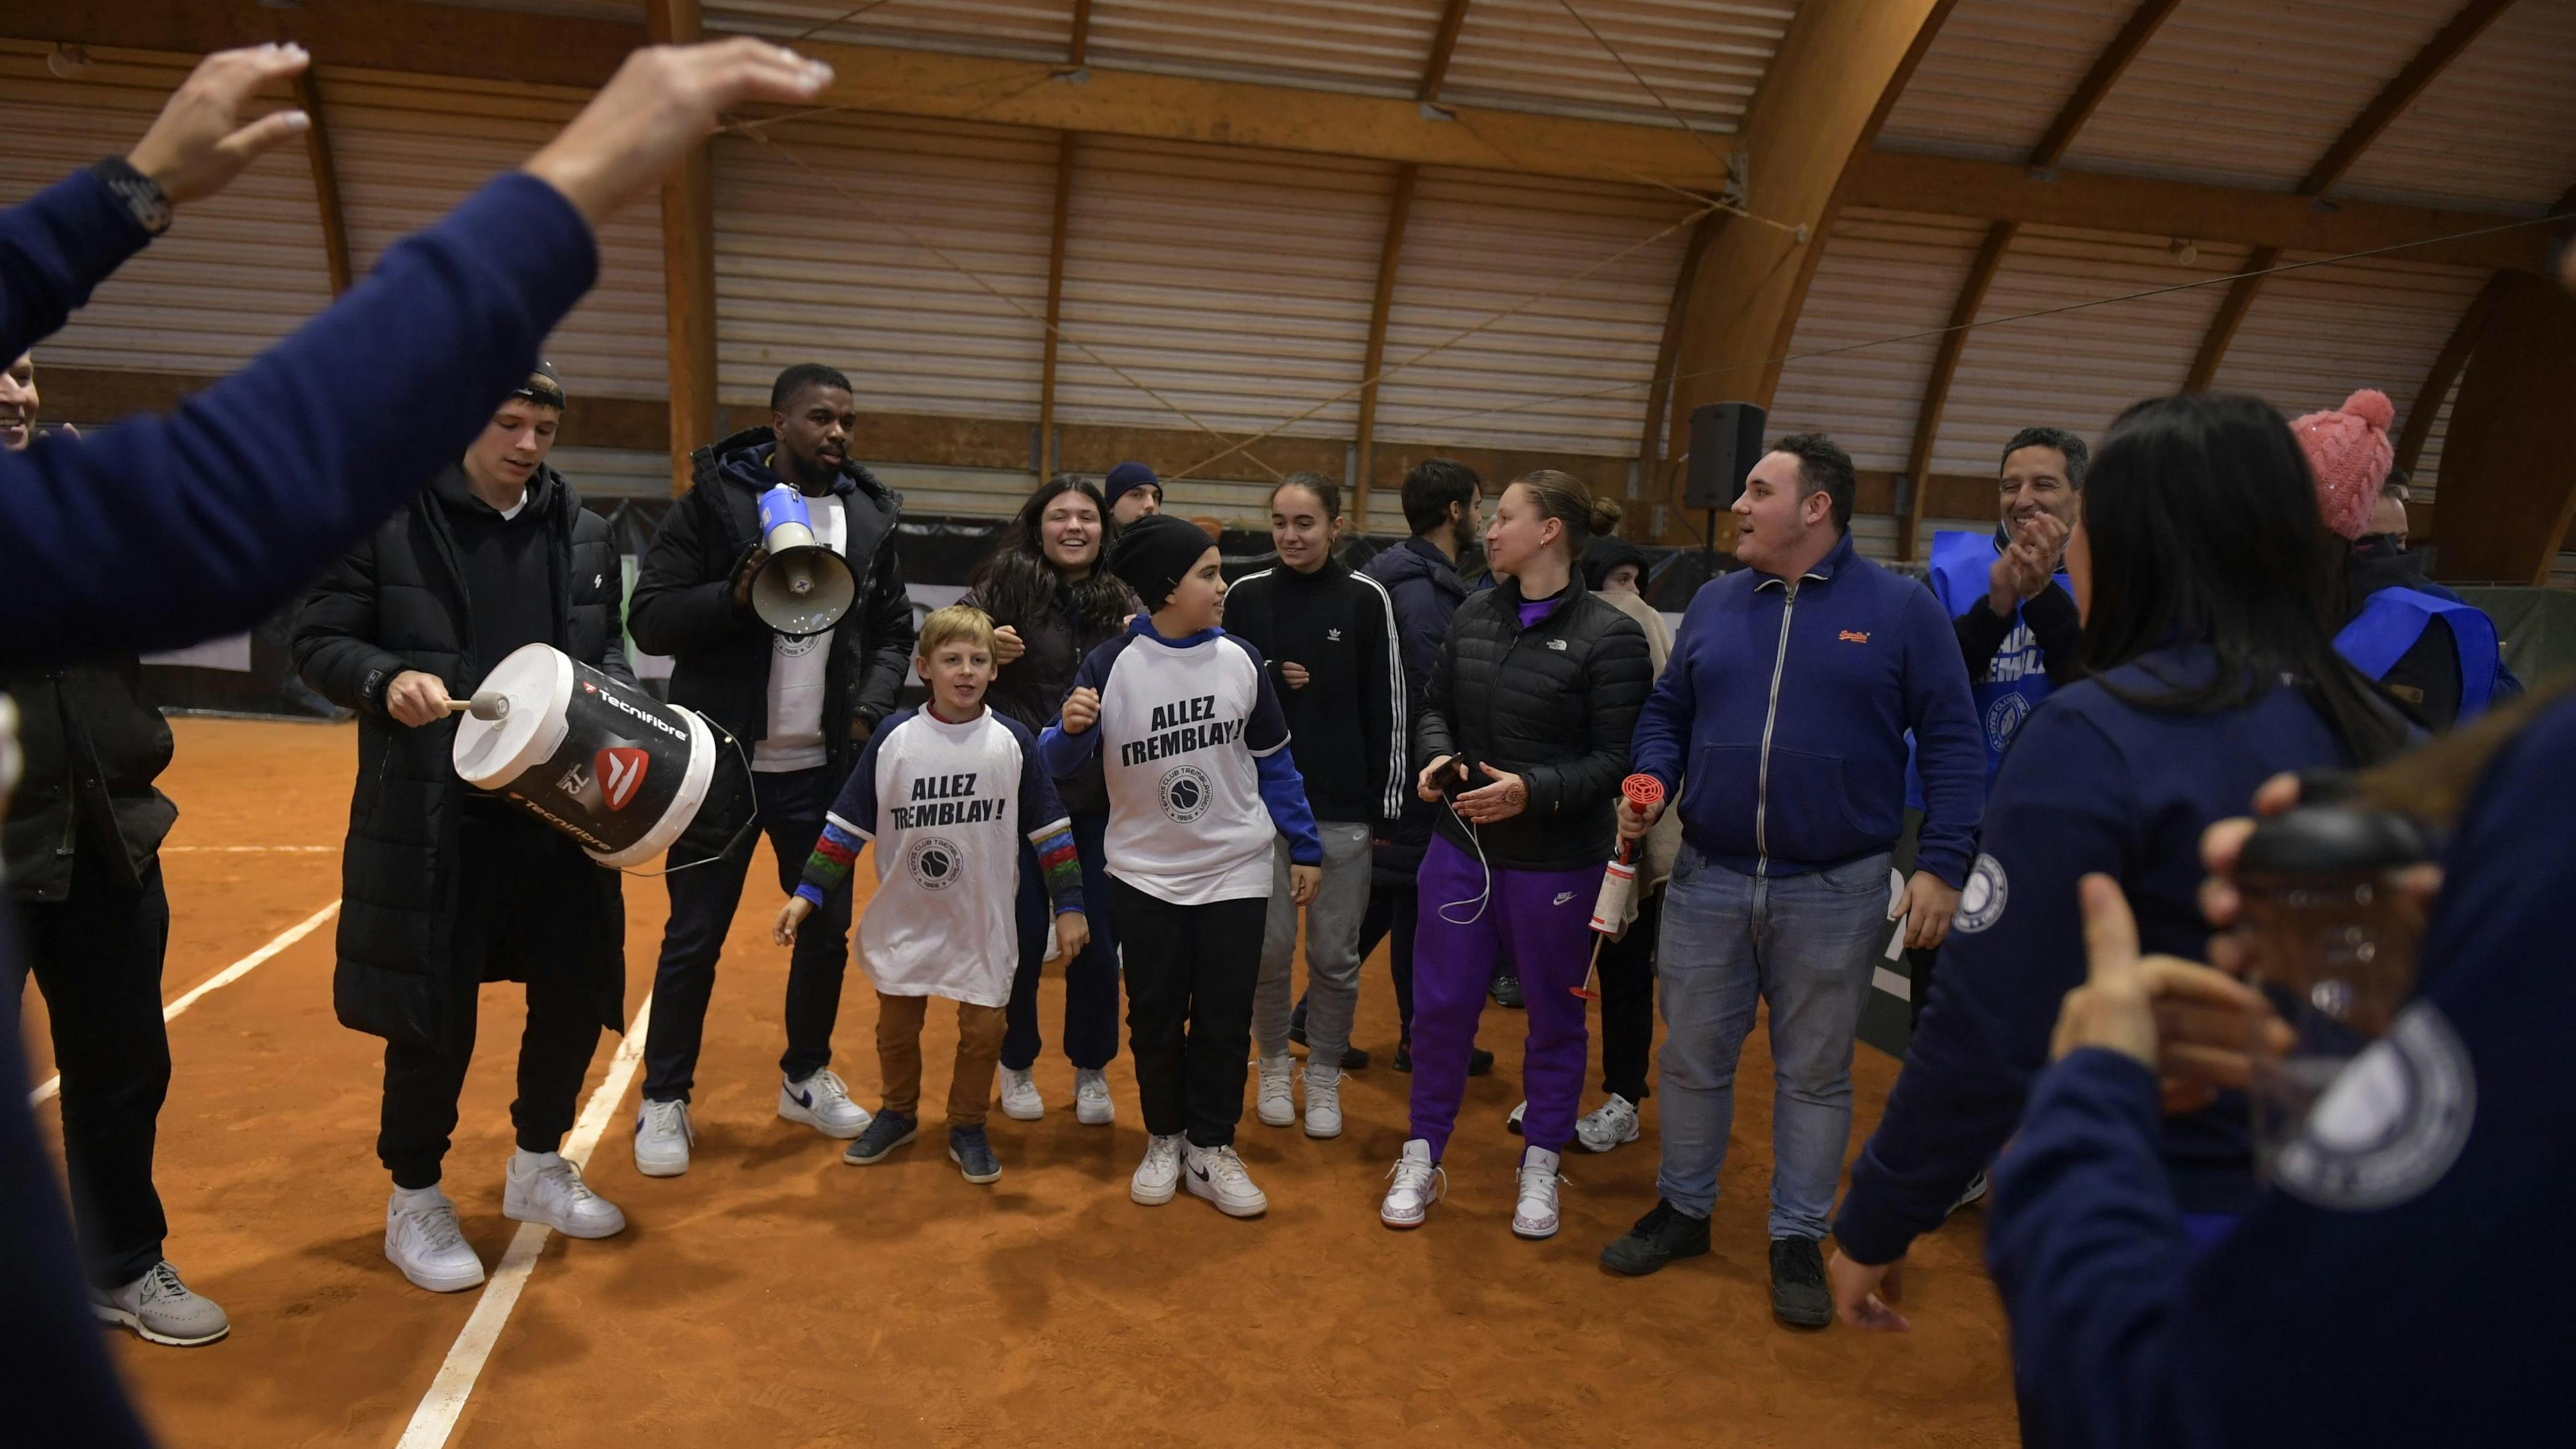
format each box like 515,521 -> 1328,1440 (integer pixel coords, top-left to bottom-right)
627,362 -> 914,1178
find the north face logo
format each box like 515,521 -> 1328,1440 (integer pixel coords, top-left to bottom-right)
596,747 -> 649,810
1326,628 -> 1342,641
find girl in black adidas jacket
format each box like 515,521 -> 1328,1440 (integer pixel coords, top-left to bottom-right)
1222,474 -> 1405,1138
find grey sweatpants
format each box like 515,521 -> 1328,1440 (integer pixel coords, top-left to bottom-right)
1252,822 -> 1373,1070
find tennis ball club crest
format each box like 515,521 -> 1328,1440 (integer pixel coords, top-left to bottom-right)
1159,763 -> 1212,823
904,836 -> 965,891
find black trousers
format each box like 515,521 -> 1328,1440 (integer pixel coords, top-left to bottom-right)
1111,880 -> 1266,1148
1002,810 -> 1122,1072
1907,944 -> 1940,1034
641,764 -> 851,1102
1595,887 -> 1660,1103
19,844 -> 172,1289
378,810 -> 603,1189
1356,880 -> 1419,1046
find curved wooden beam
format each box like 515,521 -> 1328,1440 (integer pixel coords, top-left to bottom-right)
1036,129 -> 1078,480
2427,268 -> 2576,582
2182,0 -> 2518,395
2394,270 -> 2510,478
290,68 -> 350,297
648,0 -> 716,496
1351,164 -> 1417,533
1894,0 -> 2182,559
1657,0 -> 1960,545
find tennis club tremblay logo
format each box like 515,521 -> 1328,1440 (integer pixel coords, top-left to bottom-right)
595,747 -> 649,811
1160,764 -> 1212,823
905,836 -> 964,890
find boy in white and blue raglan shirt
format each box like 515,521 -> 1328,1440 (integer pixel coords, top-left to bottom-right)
776,606 -> 1089,1187
1039,514 -> 1322,1219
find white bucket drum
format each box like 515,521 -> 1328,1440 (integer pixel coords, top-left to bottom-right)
451,643 -> 715,869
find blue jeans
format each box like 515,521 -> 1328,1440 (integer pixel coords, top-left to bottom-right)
1654,844 -> 1893,1239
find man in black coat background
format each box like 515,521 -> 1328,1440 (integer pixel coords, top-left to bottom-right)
0,350 -> 228,1347
294,364 -> 635,1296
625,362 -> 914,1176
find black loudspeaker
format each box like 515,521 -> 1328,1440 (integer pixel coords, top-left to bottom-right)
1684,401 -> 1767,511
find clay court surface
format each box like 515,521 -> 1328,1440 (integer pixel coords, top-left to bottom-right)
25,717 -> 2014,1447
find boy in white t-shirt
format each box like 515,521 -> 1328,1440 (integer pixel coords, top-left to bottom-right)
775,605 -> 1089,1185
1039,514 -> 1322,1218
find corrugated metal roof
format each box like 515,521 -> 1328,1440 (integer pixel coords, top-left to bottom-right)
1371,166 -> 1695,456
324,67 -> 669,398
551,445 -> 673,499
706,1 -> 1080,59
0,44 -> 333,376
1441,0 -> 1794,131
1876,0 -> 2139,163
2210,252 -> 2486,448
1085,0 -> 1444,96
1768,209 -> 1991,473
1053,136 -> 1393,441
1935,227 -> 2251,474
2334,1 -> 2576,215
2063,0 -> 2465,192
712,112 -> 1057,419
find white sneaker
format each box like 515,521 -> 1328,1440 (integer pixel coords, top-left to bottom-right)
1254,1055 -> 1296,1128
1506,1099 -> 1526,1135
502,1151 -> 627,1240
1574,1093 -> 1641,1153
1182,1141 -> 1269,1218
1303,1063 -> 1343,1139
385,1187 -> 486,1293
1074,1067 -> 1115,1126
1949,1171 -> 1990,1215
93,1260 -> 230,1346
1513,1146 -> 1564,1239
1380,1138 -> 1444,1229
779,1067 -> 872,1139
1130,1132 -> 1184,1205
634,1097 -> 694,1177
1000,1066 -> 1046,1122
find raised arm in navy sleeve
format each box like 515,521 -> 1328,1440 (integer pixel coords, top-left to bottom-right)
0,170 -> 153,365
1833,703 -> 2129,1266
0,172 -> 596,663
1900,583 -> 1986,886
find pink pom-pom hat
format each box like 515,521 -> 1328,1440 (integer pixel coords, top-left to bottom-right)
2290,388 -> 2396,541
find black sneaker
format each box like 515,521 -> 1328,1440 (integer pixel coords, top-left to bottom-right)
1769,1236 -> 1832,1328
1599,1199 -> 1710,1276
1490,973 -> 1524,1009
949,1126 -> 1002,1185
843,1110 -> 918,1166
1468,1047 -> 1494,1077
1394,1040 -> 1412,1073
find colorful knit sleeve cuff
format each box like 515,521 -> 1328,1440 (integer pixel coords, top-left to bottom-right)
798,817 -> 867,902
1028,817 -> 1083,914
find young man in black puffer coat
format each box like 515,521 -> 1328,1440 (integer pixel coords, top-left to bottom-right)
625,363 -> 914,1176
295,365 -> 635,1296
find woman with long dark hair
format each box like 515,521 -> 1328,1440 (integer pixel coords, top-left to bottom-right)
964,475 -> 1137,1126
1828,392 -> 2412,1335
1378,470 -> 1651,1239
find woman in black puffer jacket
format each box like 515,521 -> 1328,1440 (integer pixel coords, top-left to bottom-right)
1379,470 -> 1650,1240
964,475 -> 1138,1125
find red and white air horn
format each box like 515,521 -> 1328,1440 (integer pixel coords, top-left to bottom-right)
1574,773 -> 1666,1001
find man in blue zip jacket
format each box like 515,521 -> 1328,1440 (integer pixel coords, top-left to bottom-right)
0,38 -> 834,1445
1598,433 -> 1984,1328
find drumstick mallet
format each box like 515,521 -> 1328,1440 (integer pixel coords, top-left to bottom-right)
1574,774 -> 1666,1001
442,692 -> 511,720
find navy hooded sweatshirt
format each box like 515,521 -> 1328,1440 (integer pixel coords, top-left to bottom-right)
1630,530 -> 1984,885
1987,686 -> 2576,1449
1834,644 -> 2364,1264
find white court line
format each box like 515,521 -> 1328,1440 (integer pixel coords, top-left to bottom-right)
28,899 -> 341,1108
394,994 -> 654,1449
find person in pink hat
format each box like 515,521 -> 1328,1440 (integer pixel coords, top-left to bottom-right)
2292,388 -> 2516,730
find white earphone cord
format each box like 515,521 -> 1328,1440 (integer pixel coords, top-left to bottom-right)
1437,797 -> 1494,926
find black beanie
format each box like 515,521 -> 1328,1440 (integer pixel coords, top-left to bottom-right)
1109,513 -> 1214,612
1581,535 -> 1648,592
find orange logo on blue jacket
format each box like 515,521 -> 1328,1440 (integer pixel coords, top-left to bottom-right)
1839,629 -> 1870,644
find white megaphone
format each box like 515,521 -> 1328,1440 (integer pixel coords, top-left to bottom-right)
750,484 -> 857,638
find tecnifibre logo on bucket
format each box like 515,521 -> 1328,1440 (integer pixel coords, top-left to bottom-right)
596,747 -> 649,811
580,680 -> 688,742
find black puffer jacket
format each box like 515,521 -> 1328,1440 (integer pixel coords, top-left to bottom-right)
627,427 -> 912,791
0,659 -> 176,901
292,464 -> 631,1052
965,571 -> 1134,816
1416,574 -> 1651,871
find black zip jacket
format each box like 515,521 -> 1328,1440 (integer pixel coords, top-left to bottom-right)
627,426 -> 914,788
1222,557 -> 1405,828
0,659 -> 175,902
1415,574 -> 1651,871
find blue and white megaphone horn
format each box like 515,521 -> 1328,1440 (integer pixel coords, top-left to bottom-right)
751,484 -> 857,638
